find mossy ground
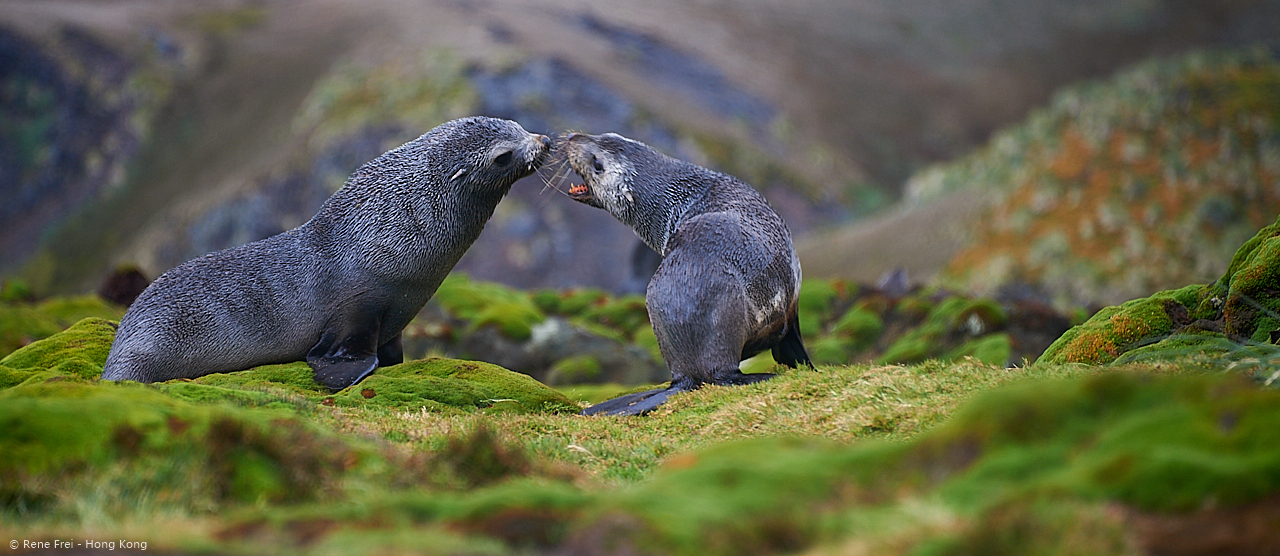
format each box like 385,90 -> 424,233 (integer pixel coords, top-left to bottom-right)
1040,214 -> 1280,381
4,213 -> 1279,554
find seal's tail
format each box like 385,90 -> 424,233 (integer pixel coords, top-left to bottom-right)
772,315 -> 813,369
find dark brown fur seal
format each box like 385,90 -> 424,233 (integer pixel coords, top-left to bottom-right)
559,132 -> 811,415
102,117 -> 551,391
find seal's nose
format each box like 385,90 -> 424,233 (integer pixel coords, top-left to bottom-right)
539,134 -> 552,149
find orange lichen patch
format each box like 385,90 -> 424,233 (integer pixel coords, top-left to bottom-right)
1048,128 -> 1093,182
1051,303 -> 1169,364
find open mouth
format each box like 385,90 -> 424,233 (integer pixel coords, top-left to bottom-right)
566,181 -> 596,204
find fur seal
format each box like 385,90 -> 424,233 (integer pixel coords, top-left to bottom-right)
102,117 -> 551,391
559,132 -> 812,415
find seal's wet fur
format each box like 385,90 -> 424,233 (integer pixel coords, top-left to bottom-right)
103,117 -> 551,391
560,132 -> 811,415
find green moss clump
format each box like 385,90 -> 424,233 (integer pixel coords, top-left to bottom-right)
0,297 -> 123,358
468,300 -> 544,341
33,295 -> 125,326
797,279 -> 838,338
1222,218 -> 1280,341
0,304 -> 62,359
947,333 -> 1013,366
553,288 -> 610,315
832,305 -> 884,351
545,355 -> 603,386
1040,215 -> 1280,367
432,274 -> 546,341
577,294 -> 649,338
363,358 -> 578,414
0,318 -> 118,382
879,297 -> 1008,365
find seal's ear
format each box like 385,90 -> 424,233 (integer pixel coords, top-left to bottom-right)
449,168 -> 467,182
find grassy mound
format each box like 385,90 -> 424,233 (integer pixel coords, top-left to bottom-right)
188,371 -> 1280,556
1040,214 -> 1280,377
0,294 -> 123,358
0,317 -> 576,415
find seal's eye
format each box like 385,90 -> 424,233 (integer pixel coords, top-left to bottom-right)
591,155 -> 604,174
494,151 -> 513,166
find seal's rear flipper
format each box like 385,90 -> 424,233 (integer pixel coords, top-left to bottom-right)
581,386 -> 683,416
771,316 -> 812,369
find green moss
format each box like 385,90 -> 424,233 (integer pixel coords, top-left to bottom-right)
433,274 -> 546,341
578,294 -> 649,338
0,318 -> 117,380
0,297 -> 122,359
808,336 -> 853,365
797,279 -> 838,338
373,358 -> 578,414
531,289 -> 563,314
879,297 -> 1009,365
0,304 -> 62,358
189,362 -> 329,395
948,333 -> 1013,366
1041,215 -> 1280,366
0,379 -> 371,510
1223,221 -> 1280,339
467,300 -> 544,341
831,305 -> 884,351
553,288 -> 610,315
545,355 -> 602,386
880,335 -> 932,365
33,295 -> 124,325
333,374 -> 486,411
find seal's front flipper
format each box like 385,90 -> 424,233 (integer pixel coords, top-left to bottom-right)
308,352 -> 378,392
771,315 -> 812,369
307,316 -> 381,392
377,334 -> 403,367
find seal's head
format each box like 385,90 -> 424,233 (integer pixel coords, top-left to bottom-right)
560,132 -> 654,217
428,116 -> 552,193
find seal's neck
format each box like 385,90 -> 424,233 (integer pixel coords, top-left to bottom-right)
630,165 -> 709,255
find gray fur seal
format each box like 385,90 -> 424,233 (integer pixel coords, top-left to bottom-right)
102,117 -> 551,391
559,132 -> 811,415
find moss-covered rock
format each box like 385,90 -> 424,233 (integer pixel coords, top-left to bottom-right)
334,358 -> 578,413
0,317 -> 118,382
1040,215 -> 1280,368
0,296 -> 123,358
432,274 -> 546,341
879,296 -> 1009,366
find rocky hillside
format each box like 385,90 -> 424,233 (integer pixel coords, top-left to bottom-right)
3,0 -> 1278,296
804,48 -> 1280,309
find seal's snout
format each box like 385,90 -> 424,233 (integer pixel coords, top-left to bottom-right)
538,134 -> 552,149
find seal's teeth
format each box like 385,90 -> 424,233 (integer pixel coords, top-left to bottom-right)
568,183 -> 589,196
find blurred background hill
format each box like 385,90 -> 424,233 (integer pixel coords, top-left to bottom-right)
2,0 -> 1278,308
